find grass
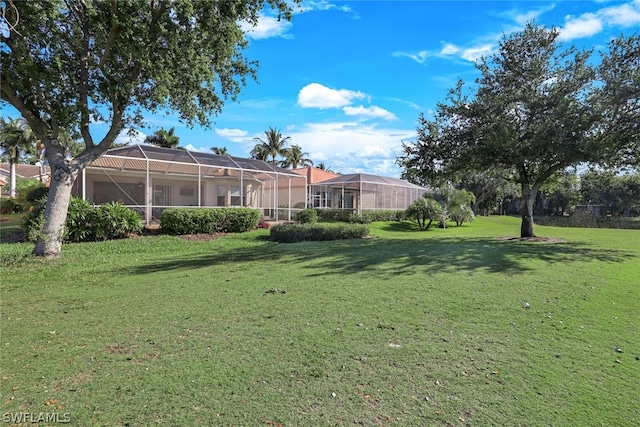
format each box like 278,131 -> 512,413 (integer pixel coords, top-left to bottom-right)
1,216 -> 638,426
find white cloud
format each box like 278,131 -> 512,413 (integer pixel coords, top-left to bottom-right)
114,129 -> 146,146
343,105 -> 397,121
558,0 -> 640,41
395,40 -> 496,66
600,0 -> 640,26
215,128 -> 249,140
440,43 -> 460,56
558,13 -> 603,41
241,15 -> 293,40
284,121 -> 416,176
392,50 -> 431,65
183,144 -> 210,153
505,4 -> 557,26
294,0 -> 355,15
297,83 -> 366,109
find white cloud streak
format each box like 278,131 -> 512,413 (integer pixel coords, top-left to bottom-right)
342,105 -> 397,121
241,15 -> 293,40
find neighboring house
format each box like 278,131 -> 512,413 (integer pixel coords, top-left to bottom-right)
72,145 -> 307,224
293,167 -> 428,213
0,163 -> 50,196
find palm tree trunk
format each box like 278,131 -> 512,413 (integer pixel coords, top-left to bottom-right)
9,161 -> 17,198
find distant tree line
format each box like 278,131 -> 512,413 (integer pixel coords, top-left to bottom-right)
441,169 -> 640,218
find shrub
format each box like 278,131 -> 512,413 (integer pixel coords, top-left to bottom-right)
25,185 -> 49,206
295,208 -> 318,224
316,209 -> 405,223
449,205 -> 476,226
94,202 -> 143,240
1,198 -> 21,214
405,197 -> 443,230
23,197 -> 142,242
160,207 -> 260,235
22,195 -> 48,242
269,223 -> 369,243
315,208 -> 354,222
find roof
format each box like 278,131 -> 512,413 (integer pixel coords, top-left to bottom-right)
0,163 -> 49,179
291,166 -> 341,184
315,173 -> 428,190
90,144 -> 304,178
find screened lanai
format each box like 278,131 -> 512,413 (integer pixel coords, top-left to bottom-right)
72,145 -> 307,225
309,173 -> 428,213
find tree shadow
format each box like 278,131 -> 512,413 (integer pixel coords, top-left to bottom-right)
121,235 -> 636,278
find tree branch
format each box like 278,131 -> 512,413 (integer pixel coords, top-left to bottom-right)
1,80 -> 47,138
98,0 -> 119,72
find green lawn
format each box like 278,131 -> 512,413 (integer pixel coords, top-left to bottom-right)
1,216 -> 638,426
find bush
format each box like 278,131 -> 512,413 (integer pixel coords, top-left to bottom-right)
25,185 -> 49,206
315,208 -> 354,222
23,197 -> 142,242
269,223 -> 369,243
295,208 -> 318,224
0,198 -> 22,214
94,202 -> 143,240
405,197 -> 443,230
315,209 -> 405,223
160,207 -> 260,235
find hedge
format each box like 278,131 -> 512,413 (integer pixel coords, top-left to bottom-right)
314,208 -> 406,224
269,223 -> 369,243
160,207 -> 260,235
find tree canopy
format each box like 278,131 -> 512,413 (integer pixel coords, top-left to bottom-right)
0,0 -> 296,257
280,144 -> 313,168
0,117 -> 37,197
144,127 -> 181,149
397,23 -> 639,237
251,126 -> 291,164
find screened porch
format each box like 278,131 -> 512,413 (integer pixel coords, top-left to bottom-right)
309,173 -> 428,213
72,145 -> 307,225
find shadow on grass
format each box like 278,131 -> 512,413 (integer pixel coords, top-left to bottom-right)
122,234 -> 636,278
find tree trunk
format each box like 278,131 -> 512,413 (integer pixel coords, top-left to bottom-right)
9,162 -> 17,198
520,185 -> 537,238
32,164 -> 78,258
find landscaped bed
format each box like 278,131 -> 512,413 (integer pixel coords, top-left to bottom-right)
1,216 -> 638,426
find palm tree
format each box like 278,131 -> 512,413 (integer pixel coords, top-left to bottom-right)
251,126 -> 290,164
144,127 -> 181,149
0,117 -> 37,197
316,162 -> 333,172
211,146 -> 229,155
280,144 -> 313,168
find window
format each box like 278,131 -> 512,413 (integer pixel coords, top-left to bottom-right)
230,186 -> 244,206
217,185 -> 226,206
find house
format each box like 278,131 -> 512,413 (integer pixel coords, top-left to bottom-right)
292,167 -> 428,213
0,163 -> 50,196
72,145 -> 307,225
72,146 -> 428,225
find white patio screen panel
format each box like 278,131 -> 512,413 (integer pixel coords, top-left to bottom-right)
73,145 -> 307,225
311,173 -> 428,214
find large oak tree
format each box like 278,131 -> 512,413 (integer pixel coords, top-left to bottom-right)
398,23 -> 639,237
0,0 -> 295,257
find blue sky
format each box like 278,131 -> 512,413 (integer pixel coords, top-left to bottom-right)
4,0 -> 640,177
